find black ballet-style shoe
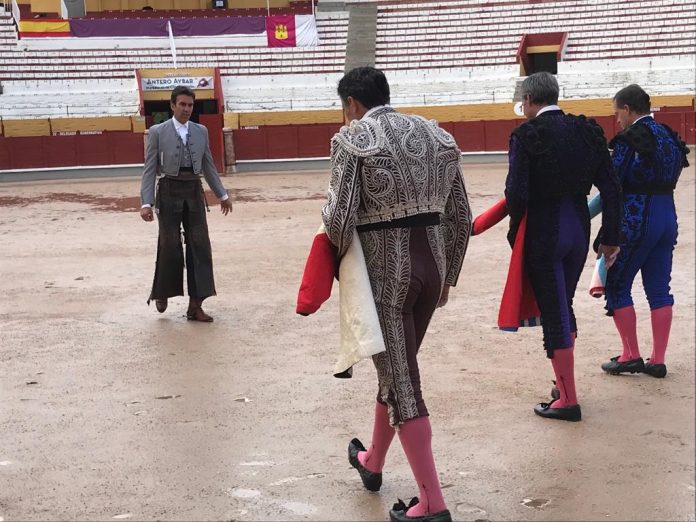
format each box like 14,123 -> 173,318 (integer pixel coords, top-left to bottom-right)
533,402 -> 582,422
643,359 -> 667,378
601,356 -> 645,375
389,497 -> 452,522
348,438 -> 382,492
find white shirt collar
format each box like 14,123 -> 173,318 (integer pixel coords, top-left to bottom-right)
632,114 -> 652,125
172,118 -> 189,131
536,104 -> 562,116
363,105 -> 392,120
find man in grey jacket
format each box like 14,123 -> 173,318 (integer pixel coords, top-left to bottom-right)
140,85 -> 232,322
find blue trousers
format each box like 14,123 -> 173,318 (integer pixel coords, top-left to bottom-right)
606,195 -> 677,312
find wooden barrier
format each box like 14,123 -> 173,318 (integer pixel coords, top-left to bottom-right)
239,109 -> 343,127
0,96 -> 692,169
232,95 -> 695,127
3,119 -> 51,138
30,0 -> 60,12
51,116 -> 133,133
0,132 -> 145,169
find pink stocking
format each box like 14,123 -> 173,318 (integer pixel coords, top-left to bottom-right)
613,305 -> 642,362
398,416 -> 447,516
358,402 -> 395,473
551,346 -> 578,408
649,306 -> 672,365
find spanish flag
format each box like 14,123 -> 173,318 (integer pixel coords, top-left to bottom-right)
19,19 -> 71,38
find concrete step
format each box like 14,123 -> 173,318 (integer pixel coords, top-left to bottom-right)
317,0 -> 347,12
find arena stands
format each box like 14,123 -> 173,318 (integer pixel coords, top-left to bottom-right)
0,0 -> 693,170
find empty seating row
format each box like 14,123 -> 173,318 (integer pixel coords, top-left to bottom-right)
373,0 -> 695,70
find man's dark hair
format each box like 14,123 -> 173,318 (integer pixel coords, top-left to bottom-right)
171,85 -> 196,104
337,66 -> 390,109
614,84 -> 651,114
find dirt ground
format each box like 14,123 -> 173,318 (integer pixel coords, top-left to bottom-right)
0,163 -> 694,522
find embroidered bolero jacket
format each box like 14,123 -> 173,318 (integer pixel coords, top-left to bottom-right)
321,106 -> 471,286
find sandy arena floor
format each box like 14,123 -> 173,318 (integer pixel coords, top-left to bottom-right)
0,163 -> 694,521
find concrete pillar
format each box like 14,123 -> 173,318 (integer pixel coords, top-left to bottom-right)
223,127 -> 236,175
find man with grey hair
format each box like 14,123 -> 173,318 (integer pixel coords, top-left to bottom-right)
502,72 -> 622,421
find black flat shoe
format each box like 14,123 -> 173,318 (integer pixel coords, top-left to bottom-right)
644,359 -> 667,378
601,356 -> 645,375
348,438 -> 382,492
389,498 -> 452,522
155,299 -> 168,313
534,402 -> 582,422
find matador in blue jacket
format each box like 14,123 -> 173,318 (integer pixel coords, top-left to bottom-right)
599,84 -> 690,379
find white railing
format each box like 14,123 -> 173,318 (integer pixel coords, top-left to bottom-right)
11,0 -> 20,23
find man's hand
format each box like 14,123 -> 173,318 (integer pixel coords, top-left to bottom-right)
598,244 -> 620,269
437,285 -> 451,308
220,199 -> 232,216
140,207 -> 154,222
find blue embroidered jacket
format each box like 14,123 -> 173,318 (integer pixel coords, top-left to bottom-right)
609,116 -> 689,195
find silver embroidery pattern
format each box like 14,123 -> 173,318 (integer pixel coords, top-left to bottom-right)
426,224 -> 446,290
362,227 -> 418,425
321,107 -> 472,426
442,166 -> 472,286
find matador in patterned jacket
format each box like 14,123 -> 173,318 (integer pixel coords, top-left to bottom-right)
322,66 -> 470,522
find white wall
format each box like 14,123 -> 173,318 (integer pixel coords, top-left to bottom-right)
1,56 -> 693,118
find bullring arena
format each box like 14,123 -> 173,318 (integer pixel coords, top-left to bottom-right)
0,0 -> 694,521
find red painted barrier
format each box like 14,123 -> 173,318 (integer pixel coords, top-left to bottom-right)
0,131 -> 144,170
199,114 -> 225,172
1,108 -> 692,170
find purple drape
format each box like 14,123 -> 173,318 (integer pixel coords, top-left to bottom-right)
70,16 -> 265,37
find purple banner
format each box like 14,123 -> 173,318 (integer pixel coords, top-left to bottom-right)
70,16 -> 266,38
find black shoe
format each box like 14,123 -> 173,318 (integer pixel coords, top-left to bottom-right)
644,359 -> 667,378
348,438 -> 382,492
534,402 -> 582,422
389,497 -> 452,522
155,299 -> 167,313
601,356 -> 645,375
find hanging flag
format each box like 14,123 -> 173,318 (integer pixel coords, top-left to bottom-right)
167,20 -> 177,68
18,19 -> 71,37
295,14 -> 319,47
266,15 -> 296,47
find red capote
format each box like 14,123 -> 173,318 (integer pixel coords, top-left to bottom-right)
472,198 -> 541,331
472,197 -> 508,235
296,230 -> 338,316
497,213 -> 541,330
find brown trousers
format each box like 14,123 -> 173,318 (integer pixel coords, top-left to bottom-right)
148,177 -> 216,302
362,225 -> 444,426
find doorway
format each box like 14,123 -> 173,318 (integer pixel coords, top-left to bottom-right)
142,99 -> 218,127
528,52 -> 558,75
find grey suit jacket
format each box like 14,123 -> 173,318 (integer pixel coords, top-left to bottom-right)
140,118 -> 227,206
